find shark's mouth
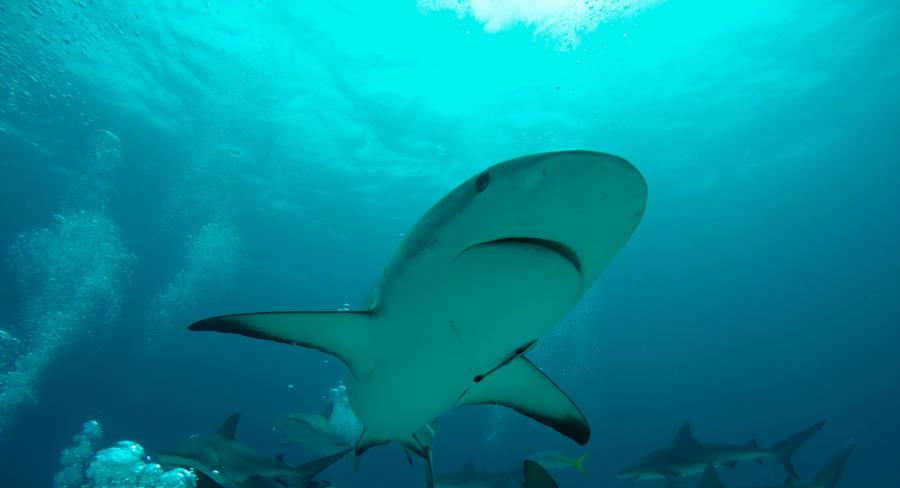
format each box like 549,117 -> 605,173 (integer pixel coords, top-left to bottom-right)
470,237 -> 582,275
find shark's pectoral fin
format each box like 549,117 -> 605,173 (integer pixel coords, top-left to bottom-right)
189,311 -> 373,379
458,356 -> 589,445
193,470 -> 234,488
297,448 -> 352,484
699,465 -> 725,488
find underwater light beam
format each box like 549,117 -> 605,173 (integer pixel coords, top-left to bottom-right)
419,0 -> 666,48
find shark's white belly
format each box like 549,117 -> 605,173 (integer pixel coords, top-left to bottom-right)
347,239 -> 583,440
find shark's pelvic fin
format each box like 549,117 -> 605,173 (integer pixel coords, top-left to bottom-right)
355,428 -> 389,457
403,447 -> 414,467
524,459 -> 559,488
673,422 -> 698,445
459,356 -> 589,445
398,426 -> 435,488
217,413 -> 240,440
189,311 -> 373,379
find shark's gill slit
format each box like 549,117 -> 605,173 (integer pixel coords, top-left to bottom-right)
459,237 -> 581,274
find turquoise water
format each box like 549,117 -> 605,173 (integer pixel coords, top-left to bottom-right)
1,1 -> 898,486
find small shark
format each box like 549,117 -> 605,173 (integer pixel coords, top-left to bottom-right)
524,459 -> 559,488
157,413 -> 349,487
617,420 -> 826,485
434,459 -> 521,488
699,443 -> 855,488
189,151 -> 647,482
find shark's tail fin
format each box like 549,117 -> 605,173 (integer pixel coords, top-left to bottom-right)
699,464 -> 726,488
570,452 -> 588,477
771,420 -> 827,480
812,443 -> 855,488
296,447 -> 352,484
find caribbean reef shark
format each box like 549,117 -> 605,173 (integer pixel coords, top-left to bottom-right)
524,459 -> 559,488
189,151 -> 647,477
698,443 -> 854,488
617,420 -> 826,486
157,413 -> 349,487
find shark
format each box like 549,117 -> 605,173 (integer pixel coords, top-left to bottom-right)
617,420 -> 827,485
524,459 -> 559,488
434,459 -> 521,488
699,443 -> 855,488
157,413 -> 349,488
277,403 -> 354,454
188,150 -> 648,479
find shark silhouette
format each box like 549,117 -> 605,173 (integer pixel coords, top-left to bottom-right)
699,443 -> 854,488
617,420 -> 826,485
189,150 -> 647,478
157,413 -> 348,488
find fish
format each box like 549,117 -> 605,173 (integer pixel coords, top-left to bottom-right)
527,450 -> 588,476
617,420 -> 826,486
157,413 -> 348,487
189,150 -> 648,483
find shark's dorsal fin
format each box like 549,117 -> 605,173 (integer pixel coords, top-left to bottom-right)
458,356 -> 589,445
189,311 -> 374,379
699,464 -> 725,488
673,422 -> 697,445
217,413 -> 240,440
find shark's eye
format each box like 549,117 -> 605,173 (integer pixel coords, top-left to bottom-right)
475,172 -> 490,192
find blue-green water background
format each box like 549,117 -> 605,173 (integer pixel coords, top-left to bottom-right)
1,1 -> 898,486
